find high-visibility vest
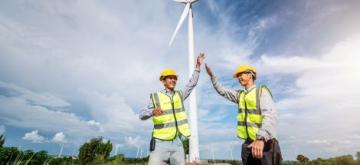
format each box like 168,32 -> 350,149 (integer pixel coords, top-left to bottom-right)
237,86 -> 272,140
151,91 -> 191,140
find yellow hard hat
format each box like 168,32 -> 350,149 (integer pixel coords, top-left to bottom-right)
233,65 -> 257,78
159,68 -> 179,81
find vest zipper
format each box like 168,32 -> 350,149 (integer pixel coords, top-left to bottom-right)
244,95 -> 250,140
166,94 -> 179,140
243,87 -> 258,140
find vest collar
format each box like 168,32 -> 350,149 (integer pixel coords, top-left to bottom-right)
245,85 -> 257,93
161,89 -> 175,95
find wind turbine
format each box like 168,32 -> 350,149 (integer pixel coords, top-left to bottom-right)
211,149 -> 215,162
115,144 -> 123,156
230,147 -> 234,161
168,0 -> 200,162
58,146 -> 63,158
140,148 -> 144,158
136,146 -> 140,158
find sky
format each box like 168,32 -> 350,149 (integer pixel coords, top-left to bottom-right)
1,0 -> 360,161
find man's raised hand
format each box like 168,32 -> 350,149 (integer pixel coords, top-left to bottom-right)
205,63 -> 216,80
196,53 -> 205,69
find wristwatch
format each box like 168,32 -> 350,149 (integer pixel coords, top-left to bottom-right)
256,135 -> 265,142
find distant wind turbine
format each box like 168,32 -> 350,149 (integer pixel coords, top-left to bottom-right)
136,146 -> 140,158
211,149 -> 215,162
168,0 -> 200,162
58,146 -> 63,158
140,148 -> 144,158
115,144 -> 123,155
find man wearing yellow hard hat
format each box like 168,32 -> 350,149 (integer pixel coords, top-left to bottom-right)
205,63 -> 282,165
140,53 -> 205,165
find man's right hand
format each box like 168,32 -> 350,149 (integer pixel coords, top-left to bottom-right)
152,108 -> 163,116
205,63 -> 216,80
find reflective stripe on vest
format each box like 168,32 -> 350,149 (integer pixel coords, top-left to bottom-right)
237,86 -> 272,140
151,91 -> 191,140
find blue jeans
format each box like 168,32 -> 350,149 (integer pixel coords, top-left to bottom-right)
148,136 -> 185,165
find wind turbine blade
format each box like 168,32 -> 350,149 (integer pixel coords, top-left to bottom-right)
173,0 -> 186,3
169,3 -> 191,46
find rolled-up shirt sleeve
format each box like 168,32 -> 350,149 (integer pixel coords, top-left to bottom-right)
256,87 -> 278,141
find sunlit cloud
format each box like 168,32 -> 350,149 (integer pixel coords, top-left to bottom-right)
22,130 -> 45,143
51,132 -> 68,143
125,136 -> 144,148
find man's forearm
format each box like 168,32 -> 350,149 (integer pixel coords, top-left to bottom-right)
211,78 -> 238,103
182,69 -> 200,100
139,99 -> 154,120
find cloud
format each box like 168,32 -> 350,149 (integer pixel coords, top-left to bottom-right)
86,120 -> 104,133
306,139 -> 329,145
266,33 -> 360,159
77,88 -> 152,136
0,125 -> 5,135
349,135 -> 360,140
0,81 -> 104,145
22,130 -> 45,143
125,136 -> 143,147
0,81 -> 70,108
51,132 -> 68,143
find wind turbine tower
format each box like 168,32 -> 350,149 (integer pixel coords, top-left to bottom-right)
136,146 -> 140,158
211,149 -> 215,162
168,0 -> 200,162
115,144 -> 123,155
58,146 -> 63,158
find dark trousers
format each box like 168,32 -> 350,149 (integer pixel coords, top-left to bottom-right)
241,139 -> 282,165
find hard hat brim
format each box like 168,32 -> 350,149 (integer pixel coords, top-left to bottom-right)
232,73 -> 238,78
159,75 -> 179,81
232,71 -> 257,79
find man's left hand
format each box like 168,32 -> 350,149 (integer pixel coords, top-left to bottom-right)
247,139 -> 265,159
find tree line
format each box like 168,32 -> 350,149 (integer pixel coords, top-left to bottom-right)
0,135 -> 148,165
1,134 -> 360,165
282,153 -> 360,165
